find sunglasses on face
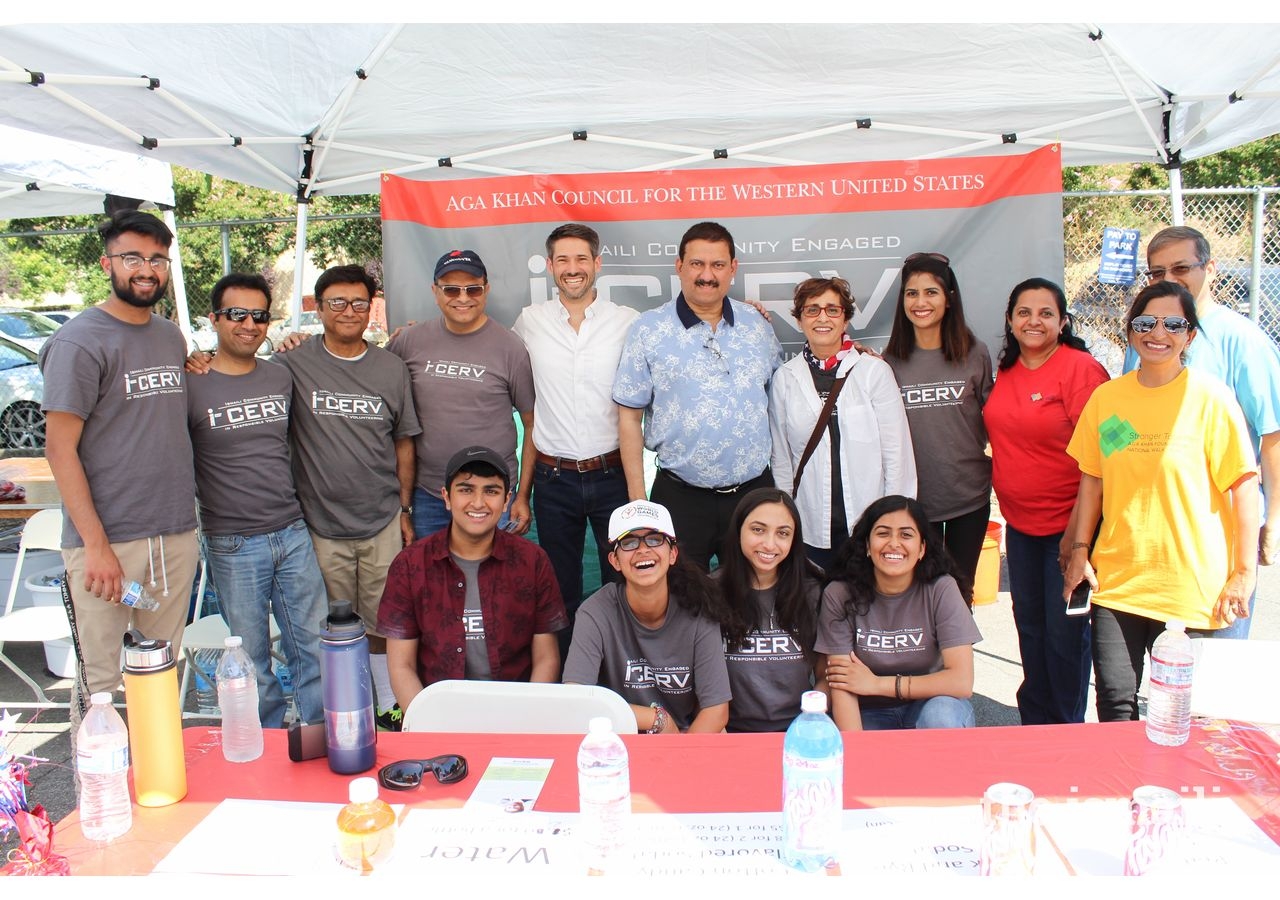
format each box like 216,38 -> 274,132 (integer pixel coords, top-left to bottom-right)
904,251 -> 950,266
436,284 -> 487,299
213,307 -> 271,324
614,532 -> 672,552
1130,314 -> 1191,335
323,297 -> 372,312
378,755 -> 469,790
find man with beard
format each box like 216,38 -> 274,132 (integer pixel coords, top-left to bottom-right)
513,224 -> 637,651
614,221 -> 783,570
40,211 -> 198,723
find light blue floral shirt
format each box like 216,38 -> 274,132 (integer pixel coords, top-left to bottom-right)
613,295 -> 782,488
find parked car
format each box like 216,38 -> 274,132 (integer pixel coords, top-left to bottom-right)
0,308 -> 61,353
38,310 -> 80,325
0,335 -> 45,450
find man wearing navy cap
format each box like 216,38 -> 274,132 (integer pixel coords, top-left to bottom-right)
377,445 -> 567,709
386,250 -> 537,540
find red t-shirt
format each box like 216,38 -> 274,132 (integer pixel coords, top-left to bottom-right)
984,346 -> 1109,535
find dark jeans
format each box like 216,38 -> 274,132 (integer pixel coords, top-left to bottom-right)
650,468 -> 773,571
531,459 -> 629,656
859,696 -> 974,730
930,501 -> 990,599
1005,526 -> 1091,725
1091,605 -> 1215,722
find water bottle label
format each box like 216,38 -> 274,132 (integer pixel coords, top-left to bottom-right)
1150,657 -> 1193,688
782,750 -> 842,857
327,708 -> 375,750
77,745 -> 129,775
120,583 -> 143,608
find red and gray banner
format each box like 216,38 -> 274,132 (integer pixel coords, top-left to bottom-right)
381,145 -> 1063,354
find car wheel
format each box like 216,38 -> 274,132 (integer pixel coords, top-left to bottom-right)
0,401 -> 46,449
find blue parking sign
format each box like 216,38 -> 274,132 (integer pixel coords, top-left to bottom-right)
1099,227 -> 1141,285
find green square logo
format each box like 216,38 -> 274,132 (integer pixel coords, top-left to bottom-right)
1099,414 -> 1139,457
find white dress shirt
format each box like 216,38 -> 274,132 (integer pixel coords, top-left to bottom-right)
513,297 -> 639,459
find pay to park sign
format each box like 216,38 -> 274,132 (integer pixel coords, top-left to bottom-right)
381,145 -> 1064,355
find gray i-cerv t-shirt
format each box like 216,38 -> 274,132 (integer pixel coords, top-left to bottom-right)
451,554 -> 491,681
38,307 -> 196,547
186,361 -> 302,537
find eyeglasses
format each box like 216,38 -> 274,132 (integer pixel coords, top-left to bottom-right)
1130,314 -> 1192,334
213,307 -> 271,324
615,532 -> 672,552
800,304 -> 845,319
106,253 -> 171,272
323,297 -> 372,312
904,251 -> 950,266
1143,262 -> 1206,281
436,284 -> 486,299
377,755 -> 469,790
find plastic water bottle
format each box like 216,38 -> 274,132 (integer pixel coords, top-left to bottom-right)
216,636 -> 264,762
577,716 -> 631,873
119,580 -> 160,611
193,648 -> 222,715
782,690 -> 844,872
335,777 -> 397,872
1147,620 -> 1194,746
76,692 -> 132,842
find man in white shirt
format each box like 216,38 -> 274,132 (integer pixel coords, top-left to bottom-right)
514,224 -> 638,650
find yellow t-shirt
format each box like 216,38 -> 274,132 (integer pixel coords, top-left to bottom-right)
1066,368 -> 1255,628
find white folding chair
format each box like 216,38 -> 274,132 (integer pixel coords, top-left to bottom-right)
178,612 -> 285,719
0,509 -> 71,708
402,680 -> 636,734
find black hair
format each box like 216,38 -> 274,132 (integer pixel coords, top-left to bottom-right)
446,461 -> 510,493
678,221 -> 735,260
718,488 -> 822,653
997,277 -> 1090,370
826,494 -> 971,619
545,223 -> 601,259
210,272 -> 271,312
98,210 -> 173,250
315,264 -> 377,302
884,253 -> 976,363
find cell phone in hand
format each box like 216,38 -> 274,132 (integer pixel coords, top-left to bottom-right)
1066,580 -> 1092,616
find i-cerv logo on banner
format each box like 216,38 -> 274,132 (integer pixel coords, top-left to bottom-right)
122,366 -> 182,400
309,390 -> 385,421
624,657 -> 693,693
204,394 -> 289,431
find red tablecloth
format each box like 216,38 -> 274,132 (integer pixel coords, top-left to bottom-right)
54,719 -> 1280,875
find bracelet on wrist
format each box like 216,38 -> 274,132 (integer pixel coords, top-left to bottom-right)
1070,542 -> 1090,552
647,703 -> 669,734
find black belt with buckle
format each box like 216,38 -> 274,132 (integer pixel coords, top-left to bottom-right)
536,450 -> 623,473
658,468 -> 765,494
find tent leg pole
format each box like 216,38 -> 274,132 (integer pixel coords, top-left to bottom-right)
1168,165 -> 1185,226
163,209 -> 194,350
290,201 -> 310,332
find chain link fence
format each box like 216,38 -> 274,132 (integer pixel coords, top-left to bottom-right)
5,189 -> 1280,367
1064,187 -> 1280,373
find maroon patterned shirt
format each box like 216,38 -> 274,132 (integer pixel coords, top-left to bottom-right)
376,527 -> 568,685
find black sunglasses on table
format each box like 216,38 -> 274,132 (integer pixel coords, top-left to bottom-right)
378,754 -> 469,790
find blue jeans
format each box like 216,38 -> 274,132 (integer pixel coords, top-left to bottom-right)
531,459 -> 628,626
1205,589 -> 1257,639
412,486 -> 511,540
1005,526 -> 1091,724
203,519 -> 327,727
859,696 -> 974,730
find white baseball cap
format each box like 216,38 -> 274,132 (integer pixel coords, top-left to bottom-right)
607,500 -> 677,543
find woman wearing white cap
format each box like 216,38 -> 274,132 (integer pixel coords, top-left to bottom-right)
563,500 -> 733,733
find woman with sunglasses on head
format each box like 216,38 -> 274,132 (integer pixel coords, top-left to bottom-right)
1063,282 -> 1258,722
883,253 -> 993,598
983,278 -> 1109,725
817,494 -> 981,731
563,500 -> 732,733
769,278 -> 916,571
716,488 -> 826,732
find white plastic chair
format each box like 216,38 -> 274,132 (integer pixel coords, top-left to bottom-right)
178,612 -> 285,719
402,680 -> 636,734
0,509 -> 71,708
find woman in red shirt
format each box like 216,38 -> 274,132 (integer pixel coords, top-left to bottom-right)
983,278 -> 1108,725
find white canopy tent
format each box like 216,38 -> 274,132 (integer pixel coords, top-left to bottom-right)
0,123 -> 192,339
2,22 -> 1279,312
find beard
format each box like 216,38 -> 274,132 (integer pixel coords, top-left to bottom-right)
111,269 -> 169,308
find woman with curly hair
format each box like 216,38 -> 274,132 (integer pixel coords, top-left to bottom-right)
817,494 -> 982,731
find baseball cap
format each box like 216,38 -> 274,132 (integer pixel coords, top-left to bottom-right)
434,250 -> 487,280
607,500 -> 677,543
444,445 -> 509,490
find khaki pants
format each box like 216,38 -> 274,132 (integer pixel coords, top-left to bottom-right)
63,529 -> 199,720
309,515 -> 401,635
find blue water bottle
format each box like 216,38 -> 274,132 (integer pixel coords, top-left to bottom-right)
319,600 -> 376,774
781,690 -> 844,872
